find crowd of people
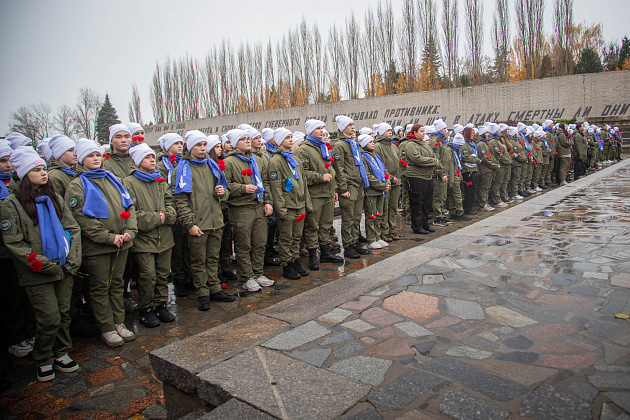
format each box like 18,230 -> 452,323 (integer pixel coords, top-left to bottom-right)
0,115 -> 623,382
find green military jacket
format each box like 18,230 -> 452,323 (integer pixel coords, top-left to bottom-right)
48,160 -> 75,198
374,135 -> 400,182
509,138 -> 527,165
224,150 -> 272,207
531,139 -> 543,163
156,152 -> 178,186
1,192 -> 81,286
400,138 -> 438,180
332,135 -> 363,193
123,172 -> 176,253
430,135 -> 452,180
556,132 -> 572,156
476,139 -> 500,171
295,139 -> 337,198
361,150 -> 390,197
489,136 -> 512,166
103,148 -> 136,181
573,132 -> 588,161
460,142 -> 480,174
547,130 -> 557,156
172,157 -> 230,231
65,166 -> 138,257
268,152 -> 313,219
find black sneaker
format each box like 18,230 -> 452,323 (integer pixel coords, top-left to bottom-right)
139,308 -> 160,328
354,243 -> 370,255
154,303 -> 175,323
293,260 -> 310,277
358,235 -> 367,243
220,271 -> 238,281
123,297 -> 138,314
344,246 -> 360,259
455,214 -> 472,221
37,365 -> 55,382
283,263 -> 301,280
426,227 -> 436,232
413,228 -> 430,234
54,355 -> 80,373
464,211 -> 477,215
197,296 -> 211,311
264,256 -> 282,266
210,291 -> 235,302
433,218 -> 448,227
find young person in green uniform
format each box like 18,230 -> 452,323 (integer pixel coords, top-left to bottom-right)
430,120 -> 453,226
65,139 -> 138,348
173,131 -> 235,310
223,129 -> 274,292
124,144 -> 177,328
374,122 -> 402,240
2,147 -> 82,381
331,115 -> 370,259
36,139 -> 52,165
47,135 -> 77,198
531,129 -> 544,192
572,123 -> 588,180
456,130 -> 480,215
444,127 -> 470,221
556,123 -> 573,185
487,123 -> 508,207
542,120 -> 557,186
358,134 -> 391,249
507,127 -> 525,200
268,128 -> 313,279
476,125 -> 499,211
497,124 -> 514,202
127,123 -> 145,147
297,120 -> 344,270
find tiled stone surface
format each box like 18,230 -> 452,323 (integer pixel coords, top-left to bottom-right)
445,346 -> 493,359
365,338 -> 415,358
329,356 -> 392,386
445,298 -> 485,320
394,321 -> 434,337
519,384 -> 591,419
439,389 -> 510,420
341,319 -> 376,333
368,370 -> 441,410
485,306 -> 538,327
318,308 -> 353,324
340,296 -> 380,311
382,292 -> 440,321
262,320 -> 330,351
287,348 -> 331,368
360,307 -> 404,325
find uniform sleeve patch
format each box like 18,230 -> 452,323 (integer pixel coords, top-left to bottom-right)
69,197 -> 78,208
462,150 -> 468,155
1,220 -> 11,231
334,153 -> 342,160
494,146 -> 499,151
299,158 -> 305,164
413,149 -> 419,155
270,172 -> 278,180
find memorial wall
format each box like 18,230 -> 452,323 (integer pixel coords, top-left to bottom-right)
145,71 -> 630,146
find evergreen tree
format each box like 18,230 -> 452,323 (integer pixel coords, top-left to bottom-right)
618,36 -> 630,70
95,94 -> 121,144
575,47 -> 604,74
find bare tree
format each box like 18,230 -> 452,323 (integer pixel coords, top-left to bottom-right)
327,23 -> 345,100
312,24 -> 328,103
74,88 -> 100,139
128,84 -> 142,124
264,40 -> 277,109
149,63 -> 165,123
492,0 -> 510,82
398,0 -> 418,92
554,0 -> 574,75
361,6 -> 379,97
442,0 -> 459,85
9,102 -> 52,142
515,0 -> 546,79
344,11 -> 361,99
465,0 -> 484,85
54,104 -> 77,137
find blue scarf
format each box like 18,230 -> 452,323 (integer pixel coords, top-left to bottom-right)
490,133 -> 500,139
280,151 -> 300,179
79,169 -> 133,219
519,132 -> 532,151
234,153 -> 264,201
340,138 -> 369,188
0,172 -> 11,200
595,133 -> 604,151
450,144 -> 462,170
161,154 -> 181,186
469,142 -> 478,157
541,137 -> 550,151
35,195 -> 70,266
361,151 -> 386,183
133,169 -> 161,182
59,167 -> 76,177
305,135 -> 330,161
174,158 -> 229,194
266,141 -> 276,154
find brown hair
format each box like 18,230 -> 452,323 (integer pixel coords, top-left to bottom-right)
15,176 -> 63,225
462,127 -> 473,142
410,124 -> 422,136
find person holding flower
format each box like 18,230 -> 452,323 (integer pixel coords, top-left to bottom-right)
1,147 -> 81,382
123,144 -> 177,328
65,139 -> 138,348
268,128 -> 312,280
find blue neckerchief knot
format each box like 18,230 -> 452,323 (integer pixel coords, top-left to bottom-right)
35,195 -> 70,265
161,155 -> 181,186
361,151 -> 387,197
235,153 -> 264,201
59,167 -> 76,177
341,138 -> 369,188
305,135 -> 330,161
0,172 -> 11,200
174,158 -> 229,194
280,151 -> 300,179
450,144 -> 462,170
79,169 -> 133,218
519,132 -> 532,151
266,142 -> 276,154
133,170 -> 161,183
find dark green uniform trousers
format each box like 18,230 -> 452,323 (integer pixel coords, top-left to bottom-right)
304,196 -> 334,249
229,205 -> 267,281
545,157 -> 555,184
558,157 -> 571,183
500,165 -> 512,201
4,258 -> 36,345
277,208 -> 306,265
135,249 -> 172,310
490,166 -> 506,205
364,195 -> 384,243
477,168 -> 494,207
188,229 -> 222,297
432,178 -> 447,218
401,177 -> 411,222
446,180 -> 464,217
24,273 -> 73,367
381,185 -> 400,236
219,207 -> 233,273
339,185 -> 364,247
510,164 -> 522,197
532,163 -> 542,188
85,250 -> 129,332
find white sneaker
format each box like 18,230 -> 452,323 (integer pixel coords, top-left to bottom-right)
482,204 -> 495,212
115,323 -> 136,342
513,195 -> 524,200
244,278 -> 262,292
255,275 -> 274,287
8,340 -> 33,357
102,331 -> 124,348
27,337 -> 35,347
367,242 -> 382,249
54,354 -> 80,373
496,202 -> 508,208
535,187 -> 542,192
378,239 -> 389,247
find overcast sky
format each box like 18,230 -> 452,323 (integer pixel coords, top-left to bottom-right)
1,0 -> 628,136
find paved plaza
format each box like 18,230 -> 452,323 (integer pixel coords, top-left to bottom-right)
2,158 -> 630,419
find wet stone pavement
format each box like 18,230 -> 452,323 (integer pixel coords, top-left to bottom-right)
3,159 -> 630,419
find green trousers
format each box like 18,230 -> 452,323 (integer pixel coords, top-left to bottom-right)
510,164 -> 523,196
24,273 -> 72,367
490,166 -> 506,205
500,165 -> 512,201
339,185 -> 364,247
219,207 -> 233,272
304,196 -> 334,249
432,178 -> 448,218
558,157 -> 571,182
380,185 -> 400,236
4,258 -> 36,345
401,177 -> 410,222
545,156 -> 555,185
446,179 -> 464,217
85,250 -> 129,333
476,168 -> 494,207
171,224 -> 191,283
532,163 -> 542,188
188,228 -> 222,296
229,204 -> 267,281
135,249 -> 172,309
277,208 -> 306,265
364,194 -> 384,243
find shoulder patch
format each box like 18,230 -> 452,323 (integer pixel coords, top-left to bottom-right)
69,197 -> 78,208
270,172 -> 278,180
462,149 -> 468,155
1,220 -> 11,231
334,153 -> 342,160
413,149 -> 419,155
494,146 -> 499,151
299,158 -> 305,164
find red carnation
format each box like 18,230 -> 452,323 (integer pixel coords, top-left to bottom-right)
369,215 -> 375,219
327,144 -> 333,150
30,259 -> 43,272
156,177 -> 167,182
533,160 -> 537,164
329,158 -> 335,163
324,162 -> 331,169
120,211 -> 131,220
485,154 -> 490,157
170,154 -> 177,163
555,152 -> 558,155
536,147 -> 540,151
509,151 -> 515,154
218,160 -> 226,171
527,152 -> 532,156
132,136 -> 144,143
221,284 -> 228,289
375,213 -> 381,217
550,139 -> 554,142
103,153 -> 110,160
466,182 -> 473,186
499,150 -> 504,152
399,160 -> 408,167
27,252 -> 37,262
241,169 -> 253,177
384,174 -> 390,179
434,143 -> 438,147
456,169 -> 461,177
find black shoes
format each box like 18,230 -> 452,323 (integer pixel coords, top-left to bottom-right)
219,270 -> 238,281
293,260 -> 309,277
354,242 -> 370,255
210,291 -> 235,302
174,282 -> 189,297
283,263 -> 301,279
453,214 -> 472,221
319,244 -> 344,264
464,210 -> 477,215
197,296 -> 210,311
155,303 -> 175,323
123,297 -> 138,314
139,308 -> 160,328
358,235 -> 367,243
264,256 -> 282,266
308,248 -> 320,270
413,228 -> 430,234
427,227 -> 436,232
344,246 -> 361,259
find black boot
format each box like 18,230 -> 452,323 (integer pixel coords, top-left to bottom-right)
154,303 -> 175,323
139,307 -> 160,328
344,246 -> 360,259
319,244 -> 344,264
283,263 -> 301,280
308,248 -> 320,270
293,259 -> 309,277
354,242 -> 370,255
